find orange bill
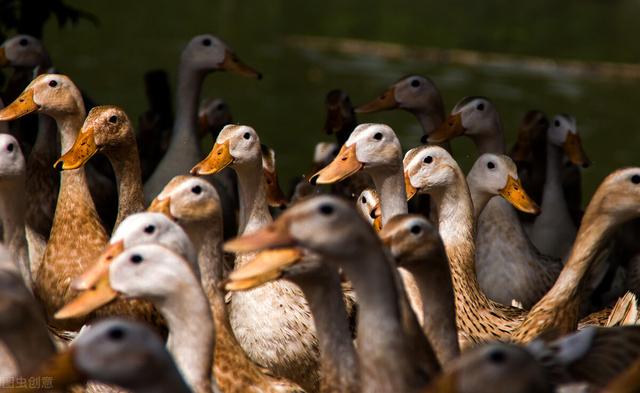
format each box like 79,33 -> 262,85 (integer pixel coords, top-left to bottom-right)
0,47 -> 7,67
224,221 -> 295,254
54,126 -> 98,170
311,144 -> 362,184
499,176 -> 540,215
221,49 -> 262,79
355,86 -> 397,114
405,171 -> 418,201
55,275 -> 118,320
72,240 -> 124,291
0,88 -> 39,121
224,248 -> 303,291
264,169 -> 288,208
426,112 -> 465,144
563,132 -> 591,168
191,140 -> 234,175
373,216 -> 382,232
148,197 -> 174,219
0,350 -> 84,392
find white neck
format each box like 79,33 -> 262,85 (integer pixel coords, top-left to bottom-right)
0,181 -> 30,288
467,177 -> 496,221
167,62 -> 203,159
369,165 -> 407,226
235,160 -> 272,236
470,122 -> 506,155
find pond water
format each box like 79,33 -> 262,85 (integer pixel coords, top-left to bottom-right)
41,0 -> 640,200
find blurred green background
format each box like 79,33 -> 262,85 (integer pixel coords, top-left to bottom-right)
4,0 -> 640,200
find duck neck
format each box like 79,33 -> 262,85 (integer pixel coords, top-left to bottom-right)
158,278 -> 216,393
370,164 -> 407,226
0,181 -> 30,287
414,111 -> 443,136
470,124 -> 506,155
32,114 -> 58,163
105,136 -> 145,230
169,62 -> 204,159
338,242 -> 426,392
541,143 -> 567,212
467,178 -> 495,222
289,260 -> 360,393
235,160 -> 272,236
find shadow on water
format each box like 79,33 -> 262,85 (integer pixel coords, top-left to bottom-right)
16,0 -> 640,199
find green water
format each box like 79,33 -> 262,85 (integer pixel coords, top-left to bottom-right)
38,0 -> 640,200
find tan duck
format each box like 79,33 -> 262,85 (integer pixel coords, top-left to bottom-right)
55,105 -> 145,231
224,248 -> 360,393
379,214 -> 460,365
324,89 -> 358,146
144,34 -> 261,203
148,175 -> 304,392
425,97 -> 570,308
225,195 -> 441,393
261,144 -> 289,209
5,319 -> 192,393
404,144 -> 640,344
529,114 -> 590,260
191,124 -> 319,391
355,188 -> 381,231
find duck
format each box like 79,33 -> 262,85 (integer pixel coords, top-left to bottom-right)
144,34 -> 261,203
312,123 -> 407,226
191,124 -> 319,391
54,105 -> 145,231
324,89 -> 358,146
148,175 -> 304,392
261,144 -> 289,209
355,188 -> 381,231
425,96 -> 565,308
424,342 -> 552,393
224,195 -> 441,393
224,248 -> 359,393
198,98 -> 233,142
529,114 -> 590,260
6,318 -> 192,393
379,214 -> 460,365
356,75 -> 445,140
404,144 -> 640,344
0,34 -> 51,106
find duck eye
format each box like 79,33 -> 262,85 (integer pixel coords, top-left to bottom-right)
108,115 -> 118,124
130,254 -> 143,264
411,79 -> 420,88
554,120 -> 560,127
631,174 -> 640,184
6,143 -> 14,152
361,196 -> 367,204
410,225 -> 422,235
143,225 -> 155,234
18,38 -> 28,46
202,38 -> 212,46
476,103 -> 485,111
192,185 -> 202,194
108,327 -> 125,340
487,161 -> 495,169
488,349 -> 506,364
373,132 -> 383,141
319,204 -> 334,215
48,80 -> 57,88
423,155 -> 433,164
243,132 -> 251,140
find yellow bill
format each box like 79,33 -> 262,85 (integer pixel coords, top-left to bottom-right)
191,140 -> 234,175
355,86 -> 397,114
0,88 -> 39,121
221,50 -> 262,79
499,176 -> 540,215
563,132 -> 591,168
426,112 -> 465,144
55,275 -> 118,320
54,127 -> 98,170
224,248 -> 302,291
72,240 -> 124,291
311,144 -> 362,184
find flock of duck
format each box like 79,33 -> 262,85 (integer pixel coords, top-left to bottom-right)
0,31 -> 640,393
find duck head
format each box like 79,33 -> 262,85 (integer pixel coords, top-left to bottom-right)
426,96 -> 500,145
198,98 -> 232,140
182,34 -> 261,79
548,114 -> 590,168
379,214 -> 444,267
403,145 -> 460,199
0,34 -> 50,69
357,75 -> 444,118
191,124 -> 261,175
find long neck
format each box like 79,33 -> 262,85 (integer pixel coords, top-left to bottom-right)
370,165 -> 407,226
405,252 -> 460,365
32,114 -> 59,163
339,243 -> 429,392
158,279 -> 216,393
540,143 -> 569,215
470,124 -> 506,155
106,137 -> 145,230
467,179 -> 494,221
168,62 -> 204,157
236,160 -> 272,235
0,182 -> 30,288
289,261 -> 360,393
414,111 -> 443,136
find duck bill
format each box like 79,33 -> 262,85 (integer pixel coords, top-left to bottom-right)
224,248 -> 303,291
221,50 -> 262,79
0,88 -> 39,121
355,87 -> 397,114
148,197 -> 174,219
405,171 -> 418,201
499,176 -> 540,215
72,240 -> 125,291
0,350 -> 85,392
264,170 -> 288,208
224,222 -> 295,253
54,127 -> 98,170
373,216 -> 382,232
426,112 -> 465,144
55,275 -> 118,320
0,47 -> 8,67
311,144 -> 362,184
191,140 -> 234,175
563,132 -> 591,168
